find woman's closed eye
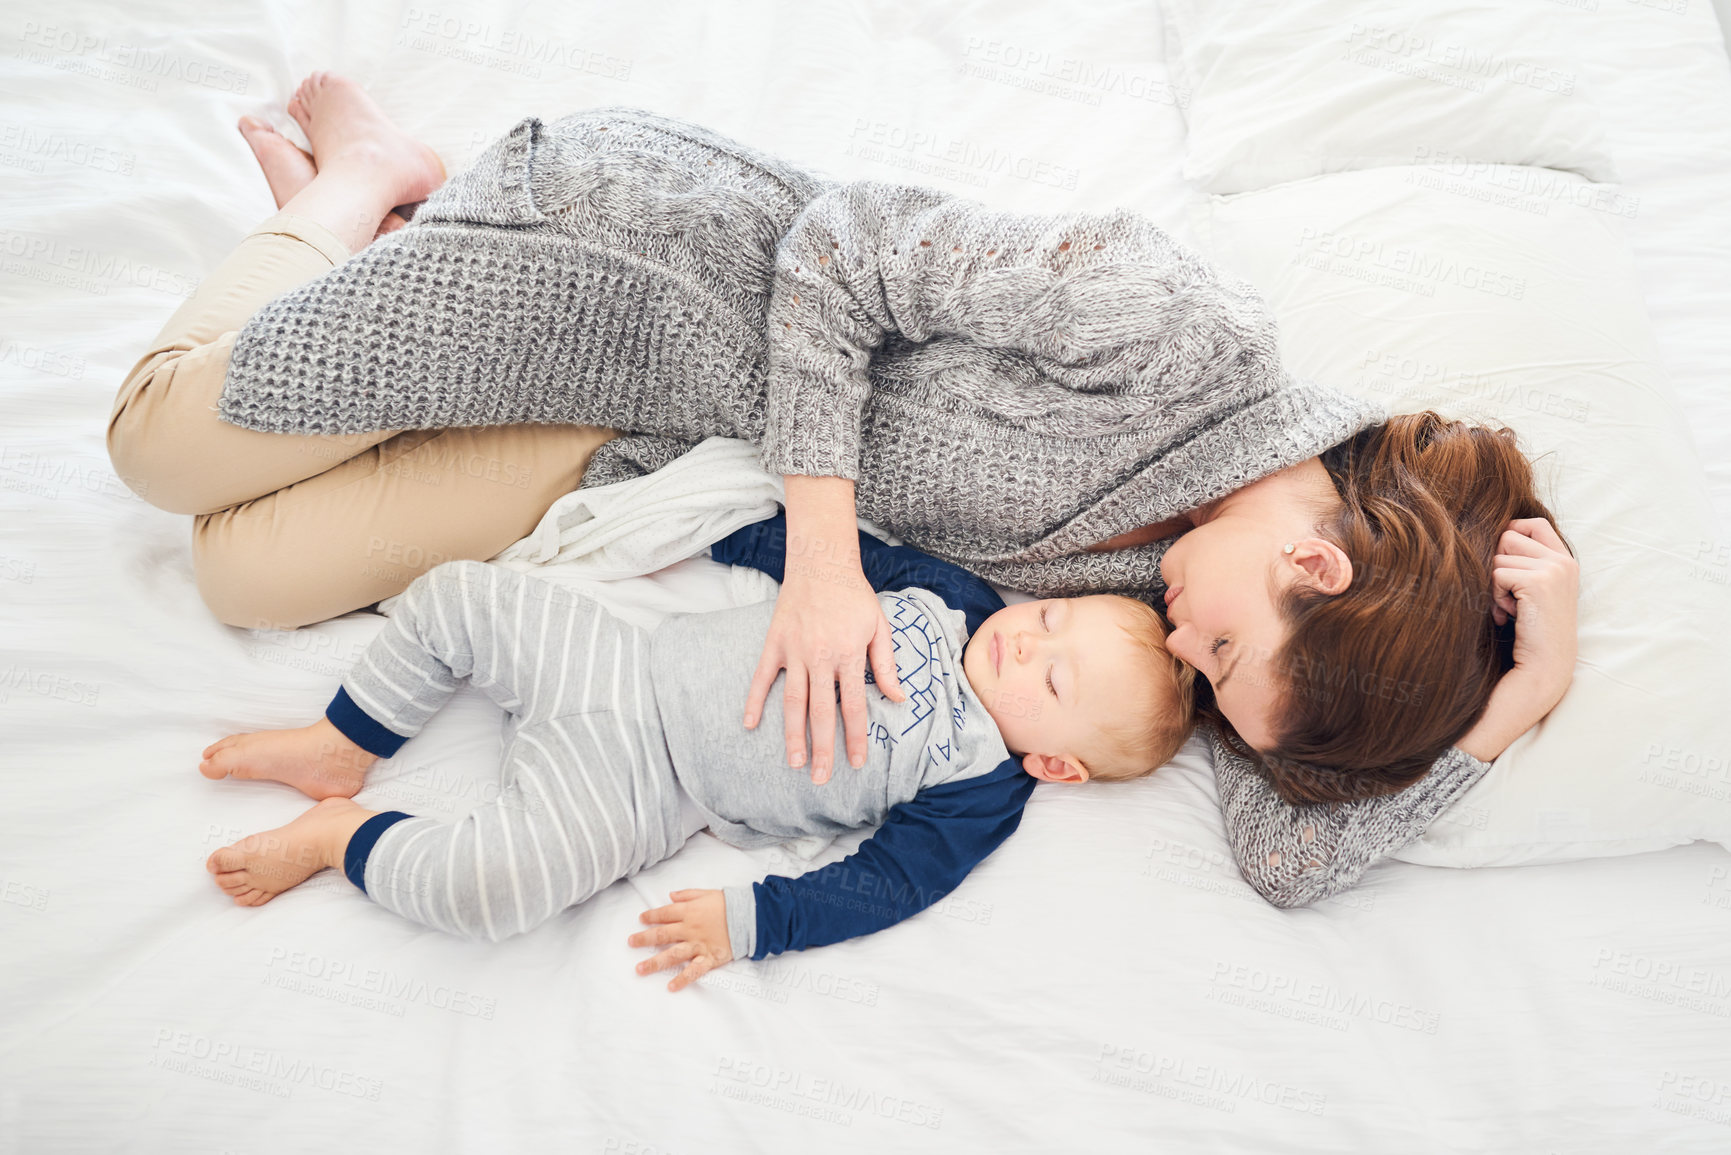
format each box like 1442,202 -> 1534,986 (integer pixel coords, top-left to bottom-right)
1041,605 -> 1057,698
1209,636 -> 1234,687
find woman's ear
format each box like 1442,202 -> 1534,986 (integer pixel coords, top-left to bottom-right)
1286,538 -> 1353,596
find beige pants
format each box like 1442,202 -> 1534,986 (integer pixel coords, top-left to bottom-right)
106,211 -> 619,630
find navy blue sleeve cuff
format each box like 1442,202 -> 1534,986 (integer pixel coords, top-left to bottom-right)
343,810 -> 415,893
326,686 -> 410,759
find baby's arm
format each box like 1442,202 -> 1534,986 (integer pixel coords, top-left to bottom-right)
629,889 -> 731,992
628,759 -> 1032,989
733,759 -> 1033,961
327,560 -> 586,757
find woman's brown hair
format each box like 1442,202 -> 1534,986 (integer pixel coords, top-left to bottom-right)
1197,411 -> 1569,805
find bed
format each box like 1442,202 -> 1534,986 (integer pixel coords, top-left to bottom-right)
4,1 -> 1730,1150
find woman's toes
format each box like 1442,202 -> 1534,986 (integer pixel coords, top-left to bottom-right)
281,71 -> 444,206
238,117 -> 318,208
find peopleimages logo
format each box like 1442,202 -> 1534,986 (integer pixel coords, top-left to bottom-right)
16,22 -> 249,93
1093,1043 -> 1328,1116
394,9 -> 632,81
1296,227 -> 1527,301
0,229 -> 198,298
1207,960 -> 1443,1035
149,1028 -> 383,1101
1341,24 -> 1577,96
712,1055 -> 944,1130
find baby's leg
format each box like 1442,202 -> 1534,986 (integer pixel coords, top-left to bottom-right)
346,713 -> 688,943
200,716 -> 378,799
206,796 -> 377,905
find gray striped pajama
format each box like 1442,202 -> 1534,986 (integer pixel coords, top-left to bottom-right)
339,560 -> 699,942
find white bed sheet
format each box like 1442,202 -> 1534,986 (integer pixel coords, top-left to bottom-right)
2,2 -> 1729,1151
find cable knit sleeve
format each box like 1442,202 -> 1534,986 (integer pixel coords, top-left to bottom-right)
1211,733 -> 1493,909
758,179 -> 1284,481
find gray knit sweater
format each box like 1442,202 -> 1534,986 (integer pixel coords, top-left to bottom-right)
219,106 -> 1382,600
215,106 -> 1492,906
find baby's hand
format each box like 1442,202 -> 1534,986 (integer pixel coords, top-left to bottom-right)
629,889 -> 733,992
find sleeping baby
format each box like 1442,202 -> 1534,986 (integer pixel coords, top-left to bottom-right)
199,512 -> 1196,990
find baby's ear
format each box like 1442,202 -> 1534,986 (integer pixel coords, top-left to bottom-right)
1021,752 -> 1089,784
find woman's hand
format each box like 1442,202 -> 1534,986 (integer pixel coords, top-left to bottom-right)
629,889 -> 731,992
1457,517 -> 1580,762
744,557 -> 906,784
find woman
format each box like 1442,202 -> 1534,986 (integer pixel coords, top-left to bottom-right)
109,74 -> 1578,908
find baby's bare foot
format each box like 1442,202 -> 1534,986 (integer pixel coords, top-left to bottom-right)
286,70 -> 445,209
200,717 -> 378,800
206,797 -> 375,906
237,115 -> 316,208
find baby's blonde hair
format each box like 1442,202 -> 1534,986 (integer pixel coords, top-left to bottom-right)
1077,596 -> 1197,782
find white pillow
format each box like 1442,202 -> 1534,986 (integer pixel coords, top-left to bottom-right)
1161,0 -> 1619,194
1191,165 -> 1731,867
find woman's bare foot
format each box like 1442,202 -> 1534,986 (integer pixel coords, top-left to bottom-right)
287,70 -> 445,210
206,797 -> 377,906
200,717 -> 379,800
238,115 -> 316,207
271,71 -> 444,253
240,112 -> 409,243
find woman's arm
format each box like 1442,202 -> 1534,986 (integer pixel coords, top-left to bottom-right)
757,179 -> 1284,484
751,181 -> 1282,780
746,181 -> 1280,776
1215,740 -> 1493,909
742,475 -> 907,784
1454,677 -> 1559,763
1457,518 -> 1580,761
1223,517 -> 1580,907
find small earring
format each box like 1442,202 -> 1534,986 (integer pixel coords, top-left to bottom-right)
1283,543 -> 1295,555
